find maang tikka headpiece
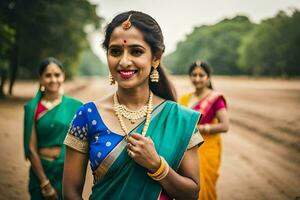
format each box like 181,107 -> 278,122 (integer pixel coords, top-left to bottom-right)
196,60 -> 202,67
122,14 -> 133,30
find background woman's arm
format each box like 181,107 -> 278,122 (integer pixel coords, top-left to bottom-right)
28,127 -> 58,199
28,128 -> 48,184
198,108 -> 229,134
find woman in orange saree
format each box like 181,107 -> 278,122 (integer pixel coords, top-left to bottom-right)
180,60 -> 229,200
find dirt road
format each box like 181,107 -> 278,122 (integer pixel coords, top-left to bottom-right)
0,76 -> 299,200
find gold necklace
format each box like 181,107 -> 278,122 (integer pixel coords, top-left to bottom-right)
113,92 -> 153,138
115,101 -> 148,124
41,97 -> 62,110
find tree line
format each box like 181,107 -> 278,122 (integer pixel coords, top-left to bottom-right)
164,9 -> 300,77
0,0 -> 102,97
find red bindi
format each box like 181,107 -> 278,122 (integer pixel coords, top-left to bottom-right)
123,40 -> 127,43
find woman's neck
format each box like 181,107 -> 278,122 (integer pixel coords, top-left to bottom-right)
116,85 -> 150,110
42,91 -> 61,101
194,87 -> 210,98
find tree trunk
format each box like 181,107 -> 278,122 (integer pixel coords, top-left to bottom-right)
9,41 -> 18,95
0,67 -> 8,98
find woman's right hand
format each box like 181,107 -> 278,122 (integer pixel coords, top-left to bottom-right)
41,183 -> 58,200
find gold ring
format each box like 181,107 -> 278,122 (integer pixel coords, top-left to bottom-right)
128,150 -> 134,157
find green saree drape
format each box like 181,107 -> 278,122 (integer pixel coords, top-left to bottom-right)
23,90 -> 82,199
89,101 -> 201,200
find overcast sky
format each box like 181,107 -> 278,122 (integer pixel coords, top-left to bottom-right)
89,0 -> 300,60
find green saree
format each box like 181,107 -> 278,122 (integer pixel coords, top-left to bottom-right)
89,100 -> 201,200
23,90 -> 82,199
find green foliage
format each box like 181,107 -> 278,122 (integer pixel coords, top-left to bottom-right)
0,0 -> 102,79
165,10 -> 300,76
164,16 -> 255,75
238,10 -> 300,76
78,48 -> 108,76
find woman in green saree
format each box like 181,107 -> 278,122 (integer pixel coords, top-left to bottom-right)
23,57 -> 82,199
63,11 -> 203,200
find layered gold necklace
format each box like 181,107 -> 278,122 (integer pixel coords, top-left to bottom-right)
117,103 -> 148,124
113,92 -> 153,137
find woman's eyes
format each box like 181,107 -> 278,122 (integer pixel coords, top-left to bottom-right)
44,73 -> 61,78
109,48 -> 122,57
108,47 -> 144,57
192,74 -> 206,78
130,48 -> 144,56
54,73 -> 61,78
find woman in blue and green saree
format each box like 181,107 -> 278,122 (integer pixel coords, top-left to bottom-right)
23,57 -> 82,200
63,11 -> 204,200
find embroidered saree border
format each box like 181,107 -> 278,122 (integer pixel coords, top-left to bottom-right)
64,134 -> 89,154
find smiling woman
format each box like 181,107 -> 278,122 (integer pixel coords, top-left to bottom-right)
63,11 -> 204,200
180,60 -> 229,200
23,57 -> 82,200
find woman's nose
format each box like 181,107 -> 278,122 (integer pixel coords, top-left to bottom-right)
119,51 -> 132,67
50,75 -> 57,82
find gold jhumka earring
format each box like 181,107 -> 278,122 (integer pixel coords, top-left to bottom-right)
109,73 -> 115,85
40,85 -> 45,92
150,61 -> 160,82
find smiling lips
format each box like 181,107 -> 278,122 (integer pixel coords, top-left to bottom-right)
118,69 -> 137,79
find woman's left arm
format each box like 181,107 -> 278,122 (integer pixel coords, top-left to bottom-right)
127,134 -> 200,199
158,146 -> 200,199
199,108 -> 229,134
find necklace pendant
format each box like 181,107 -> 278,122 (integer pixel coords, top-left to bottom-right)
130,119 -> 136,124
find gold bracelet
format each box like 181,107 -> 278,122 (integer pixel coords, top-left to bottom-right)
151,159 -> 170,181
147,156 -> 165,177
40,179 -> 50,189
204,124 -> 210,133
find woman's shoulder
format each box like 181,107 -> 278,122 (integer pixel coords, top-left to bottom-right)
24,98 -> 35,108
210,90 -> 225,99
209,91 -> 227,105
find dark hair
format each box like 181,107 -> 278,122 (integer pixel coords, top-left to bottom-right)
188,60 -> 213,89
102,11 -> 177,101
38,57 -> 64,76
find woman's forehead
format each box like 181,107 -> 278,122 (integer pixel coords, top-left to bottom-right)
109,26 -> 147,46
43,63 -> 62,73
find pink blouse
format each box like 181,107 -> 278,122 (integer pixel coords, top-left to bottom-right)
198,96 -> 226,124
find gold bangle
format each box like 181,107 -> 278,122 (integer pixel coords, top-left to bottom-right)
40,179 -> 50,189
147,156 -> 165,177
151,159 -> 170,181
204,124 -> 210,133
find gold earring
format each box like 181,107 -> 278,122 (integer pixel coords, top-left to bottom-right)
40,85 -> 45,92
150,61 -> 160,82
150,68 -> 159,82
109,73 -> 115,85
150,67 -> 159,83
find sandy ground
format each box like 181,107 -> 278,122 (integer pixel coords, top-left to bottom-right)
0,76 -> 299,200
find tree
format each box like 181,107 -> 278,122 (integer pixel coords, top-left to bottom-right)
164,16 -> 255,75
78,48 -> 108,76
0,0 -> 102,96
238,10 -> 300,76
0,12 -> 15,97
